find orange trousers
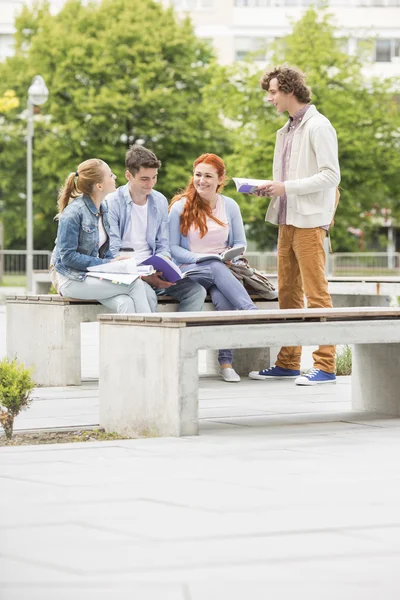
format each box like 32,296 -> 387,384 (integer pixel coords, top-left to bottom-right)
275,225 -> 336,373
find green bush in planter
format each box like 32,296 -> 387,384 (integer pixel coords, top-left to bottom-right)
0,358 -> 35,440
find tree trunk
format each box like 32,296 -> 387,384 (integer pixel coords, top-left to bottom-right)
1,414 -> 14,440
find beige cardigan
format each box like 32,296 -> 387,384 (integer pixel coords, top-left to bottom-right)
265,105 -> 340,229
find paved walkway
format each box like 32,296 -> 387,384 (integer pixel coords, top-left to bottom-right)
1,307 -> 400,598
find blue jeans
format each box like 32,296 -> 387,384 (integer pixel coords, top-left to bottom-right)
60,276 -> 151,313
183,260 -> 257,364
143,278 -> 206,313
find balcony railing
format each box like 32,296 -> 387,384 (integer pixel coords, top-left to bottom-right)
0,250 -> 52,278
0,250 -> 398,281
243,251 -> 400,276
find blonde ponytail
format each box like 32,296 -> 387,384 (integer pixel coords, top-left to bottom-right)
55,158 -> 106,219
56,173 -> 80,218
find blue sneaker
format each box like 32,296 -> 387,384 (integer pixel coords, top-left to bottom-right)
249,365 -> 300,380
295,369 -> 336,386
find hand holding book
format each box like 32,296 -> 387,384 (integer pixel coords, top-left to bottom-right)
195,245 -> 245,264
232,177 -> 272,195
140,255 -> 182,283
86,257 -> 153,285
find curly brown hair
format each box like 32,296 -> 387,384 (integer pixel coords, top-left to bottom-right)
260,66 -> 312,104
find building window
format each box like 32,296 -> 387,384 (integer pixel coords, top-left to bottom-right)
375,38 -> 400,62
322,0 -> 348,5
234,36 -> 269,61
235,0 -> 271,6
235,0 -> 400,5
0,34 -> 14,62
171,0 -> 213,8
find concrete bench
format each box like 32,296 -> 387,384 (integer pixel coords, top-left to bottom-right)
98,307 -> 400,437
328,276 -> 400,307
31,270 -> 52,294
6,293 -> 278,386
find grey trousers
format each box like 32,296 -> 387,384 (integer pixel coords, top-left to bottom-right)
143,277 -> 206,313
183,260 -> 257,364
60,275 -> 152,313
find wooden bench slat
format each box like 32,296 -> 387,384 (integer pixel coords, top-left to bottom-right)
98,306 -> 400,326
6,293 -> 276,305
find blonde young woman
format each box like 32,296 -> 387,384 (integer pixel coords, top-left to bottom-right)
169,153 -> 257,383
53,158 -> 151,313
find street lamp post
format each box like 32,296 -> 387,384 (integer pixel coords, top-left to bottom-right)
26,75 -> 48,292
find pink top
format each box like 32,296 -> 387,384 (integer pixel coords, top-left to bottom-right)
187,195 -> 229,254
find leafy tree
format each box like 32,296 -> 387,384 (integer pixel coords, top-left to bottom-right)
0,0 -> 231,249
0,90 -> 20,238
208,8 -> 400,251
0,91 -> 19,113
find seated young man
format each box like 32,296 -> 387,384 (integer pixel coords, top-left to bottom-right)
106,145 -> 206,312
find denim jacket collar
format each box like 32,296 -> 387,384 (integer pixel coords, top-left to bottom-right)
121,183 -> 157,215
82,194 -> 108,216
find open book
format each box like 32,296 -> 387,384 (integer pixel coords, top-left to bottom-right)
86,257 -> 146,285
87,257 -> 138,274
195,245 -> 245,264
140,255 -> 182,283
232,177 -> 271,194
86,272 -> 139,285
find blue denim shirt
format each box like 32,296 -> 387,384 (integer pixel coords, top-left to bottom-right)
53,195 -> 113,281
105,184 -> 170,258
169,195 -> 247,267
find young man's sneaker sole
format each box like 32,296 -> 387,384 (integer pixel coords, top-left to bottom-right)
249,366 -> 300,380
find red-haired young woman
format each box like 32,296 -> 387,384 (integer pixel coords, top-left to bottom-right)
169,153 -> 257,383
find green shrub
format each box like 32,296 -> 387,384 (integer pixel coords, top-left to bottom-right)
336,345 -> 352,376
0,358 -> 35,440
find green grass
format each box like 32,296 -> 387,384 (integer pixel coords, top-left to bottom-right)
0,275 -> 26,287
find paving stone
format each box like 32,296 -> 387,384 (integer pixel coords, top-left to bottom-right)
2,306 -> 400,593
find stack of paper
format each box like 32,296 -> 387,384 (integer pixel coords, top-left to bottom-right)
87,257 -> 140,285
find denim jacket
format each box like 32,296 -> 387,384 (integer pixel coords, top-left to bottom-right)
53,195 -> 113,281
105,184 -> 170,258
169,195 -> 247,267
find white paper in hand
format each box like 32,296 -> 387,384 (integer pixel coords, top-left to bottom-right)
87,257 -> 138,274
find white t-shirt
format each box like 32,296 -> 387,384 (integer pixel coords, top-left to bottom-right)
121,201 -> 152,265
98,215 -> 107,248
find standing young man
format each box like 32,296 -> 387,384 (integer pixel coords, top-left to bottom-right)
106,145 -> 206,312
249,66 -> 340,386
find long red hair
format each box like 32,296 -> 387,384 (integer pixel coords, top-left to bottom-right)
170,153 -> 228,238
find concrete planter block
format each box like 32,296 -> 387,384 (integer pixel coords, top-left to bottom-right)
6,297 -> 103,386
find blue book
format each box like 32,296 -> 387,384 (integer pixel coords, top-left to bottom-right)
232,177 -> 271,194
141,255 -> 182,283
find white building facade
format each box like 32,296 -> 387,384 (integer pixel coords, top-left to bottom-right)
162,0 -> 400,80
1,0 -> 399,79
0,0 -> 66,60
